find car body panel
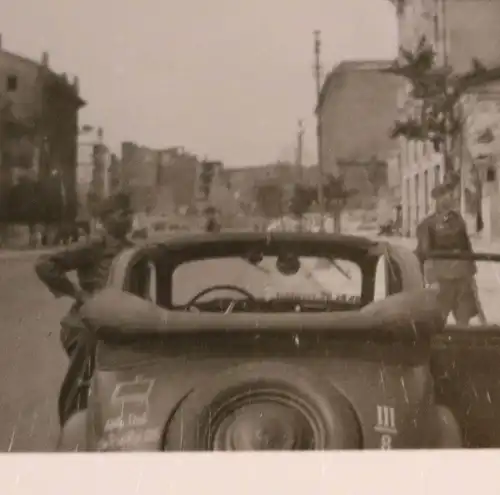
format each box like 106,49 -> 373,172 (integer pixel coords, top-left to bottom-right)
92,343 -> 434,451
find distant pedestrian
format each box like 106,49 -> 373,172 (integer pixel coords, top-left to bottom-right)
415,175 -> 485,325
204,206 -> 221,233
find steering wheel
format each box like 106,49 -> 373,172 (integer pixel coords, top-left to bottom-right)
184,285 -> 257,314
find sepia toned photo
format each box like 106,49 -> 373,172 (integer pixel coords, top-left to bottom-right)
2,0 -> 500,461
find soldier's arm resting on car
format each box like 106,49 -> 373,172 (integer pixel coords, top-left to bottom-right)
34,241 -> 97,300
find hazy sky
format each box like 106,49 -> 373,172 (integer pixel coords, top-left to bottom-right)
0,0 -> 397,167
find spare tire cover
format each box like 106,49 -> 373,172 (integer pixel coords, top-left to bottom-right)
164,362 -> 361,451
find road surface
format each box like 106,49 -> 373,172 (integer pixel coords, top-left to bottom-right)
0,255 -> 71,451
1,251 -> 500,451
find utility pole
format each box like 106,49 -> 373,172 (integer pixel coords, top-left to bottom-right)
295,119 -> 304,179
314,30 -> 325,230
294,119 -> 305,231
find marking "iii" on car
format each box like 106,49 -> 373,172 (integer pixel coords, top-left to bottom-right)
374,405 -> 397,450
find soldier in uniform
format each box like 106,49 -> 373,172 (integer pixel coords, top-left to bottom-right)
415,176 -> 483,325
35,191 -> 135,357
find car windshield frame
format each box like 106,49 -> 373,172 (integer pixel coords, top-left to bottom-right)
146,233 -> 381,310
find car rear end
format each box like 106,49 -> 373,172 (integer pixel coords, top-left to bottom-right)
89,331 -> 436,451
73,286 -> 457,452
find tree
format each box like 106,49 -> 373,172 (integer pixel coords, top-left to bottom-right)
0,92 -> 40,226
253,181 -> 284,219
322,174 -> 357,233
322,174 -> 355,209
385,35 -> 487,175
289,183 -> 316,217
384,36 -> 490,230
286,175 -> 355,232
199,161 -> 218,200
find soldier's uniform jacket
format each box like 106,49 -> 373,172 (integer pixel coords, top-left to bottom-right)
415,210 -> 476,283
35,234 -> 134,298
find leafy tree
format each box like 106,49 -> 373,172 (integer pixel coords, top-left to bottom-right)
384,36 -> 490,229
199,161 -> 217,200
322,174 -> 356,233
322,174 -> 355,209
0,93 -> 40,225
253,181 -> 284,219
285,174 -> 355,232
385,35 -> 487,175
289,183 -> 316,217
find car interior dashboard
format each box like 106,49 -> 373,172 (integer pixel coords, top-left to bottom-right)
126,253 -> 375,313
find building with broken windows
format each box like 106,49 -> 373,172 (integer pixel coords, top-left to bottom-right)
0,34 -> 85,227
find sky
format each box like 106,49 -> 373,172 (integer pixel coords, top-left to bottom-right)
0,0 -> 397,167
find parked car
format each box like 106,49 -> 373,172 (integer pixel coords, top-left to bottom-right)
56,231 -> 500,451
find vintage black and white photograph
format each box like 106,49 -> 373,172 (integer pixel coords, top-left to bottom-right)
1,0 -> 500,462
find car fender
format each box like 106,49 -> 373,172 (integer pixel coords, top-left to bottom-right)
432,405 -> 462,448
56,411 -> 88,452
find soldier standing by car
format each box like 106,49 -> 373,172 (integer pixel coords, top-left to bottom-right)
415,175 -> 485,325
35,191 -> 135,357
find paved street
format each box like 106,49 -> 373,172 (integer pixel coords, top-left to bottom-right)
0,256 -> 71,452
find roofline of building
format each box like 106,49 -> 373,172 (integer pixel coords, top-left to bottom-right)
0,48 -> 85,107
0,48 -> 43,70
45,71 -> 86,107
315,59 -> 395,114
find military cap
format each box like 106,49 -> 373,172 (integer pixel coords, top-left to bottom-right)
97,191 -> 133,218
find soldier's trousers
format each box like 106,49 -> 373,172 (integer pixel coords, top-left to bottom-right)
437,277 -> 479,324
60,303 -> 86,357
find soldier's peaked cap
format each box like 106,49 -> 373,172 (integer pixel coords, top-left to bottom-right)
98,192 -> 132,218
431,172 -> 459,199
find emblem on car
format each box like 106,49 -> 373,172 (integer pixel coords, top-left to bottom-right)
104,376 -> 156,432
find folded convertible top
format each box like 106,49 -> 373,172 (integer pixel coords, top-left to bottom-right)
80,287 -> 444,342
